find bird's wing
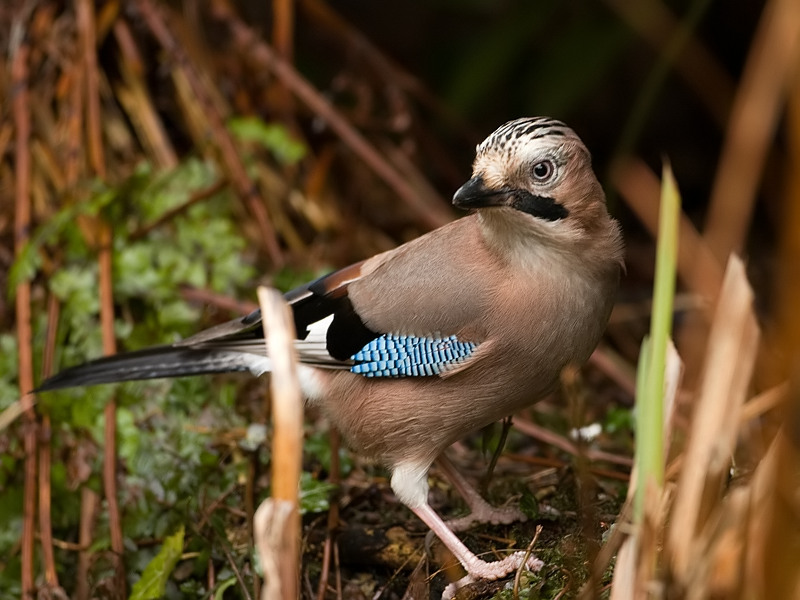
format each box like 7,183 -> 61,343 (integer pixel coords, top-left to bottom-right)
175,260 -> 371,368
183,219 -> 491,378
37,219 -> 490,391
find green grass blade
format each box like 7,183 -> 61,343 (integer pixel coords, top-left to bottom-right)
635,163 -> 681,520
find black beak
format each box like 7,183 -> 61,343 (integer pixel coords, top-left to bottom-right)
453,175 -> 570,221
452,176 -> 508,209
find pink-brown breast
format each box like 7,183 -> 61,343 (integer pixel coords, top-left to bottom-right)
310,216 -> 620,469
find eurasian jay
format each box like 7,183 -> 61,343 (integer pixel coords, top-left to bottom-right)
38,117 -> 624,592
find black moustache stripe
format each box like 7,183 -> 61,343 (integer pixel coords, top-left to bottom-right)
511,191 -> 569,221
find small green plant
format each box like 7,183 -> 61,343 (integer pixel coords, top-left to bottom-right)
634,164 -> 680,519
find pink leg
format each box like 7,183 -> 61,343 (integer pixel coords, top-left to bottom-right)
436,454 -> 527,532
410,502 -> 543,598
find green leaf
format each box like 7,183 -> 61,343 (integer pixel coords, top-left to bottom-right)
299,472 -> 337,514
634,164 -> 680,521
129,525 -> 185,600
213,577 -> 237,600
604,405 -> 635,435
228,117 -> 307,165
519,486 -> 539,520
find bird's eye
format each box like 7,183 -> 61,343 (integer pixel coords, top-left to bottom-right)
532,160 -> 555,181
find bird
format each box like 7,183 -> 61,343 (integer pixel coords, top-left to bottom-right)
38,117 -> 624,594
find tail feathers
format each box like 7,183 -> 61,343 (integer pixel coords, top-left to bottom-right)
36,345 -> 264,392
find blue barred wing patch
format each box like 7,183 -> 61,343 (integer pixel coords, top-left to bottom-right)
350,334 -> 477,377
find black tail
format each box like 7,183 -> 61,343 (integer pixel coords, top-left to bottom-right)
36,345 -> 256,392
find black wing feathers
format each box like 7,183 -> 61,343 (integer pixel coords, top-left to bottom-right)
35,345 -> 252,391
289,262 -> 379,360
37,260 -> 380,391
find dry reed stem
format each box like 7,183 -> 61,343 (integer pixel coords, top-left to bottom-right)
749,60 -> 800,600
609,341 -> 681,600
79,0 -> 126,585
704,0 -> 800,263
38,294 -> 61,589
608,528 -> 635,600
674,426 -> 799,599
750,428 -> 800,598
773,54 -> 800,379
11,27 -> 37,599
255,287 -> 303,600
667,256 -> 760,581
113,19 -> 179,169
740,382 -> 788,423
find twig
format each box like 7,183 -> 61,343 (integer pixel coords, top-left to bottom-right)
513,525 -> 542,600
480,416 -> 513,494
512,417 -> 634,468
298,0 -> 477,144
179,286 -> 259,315
39,295 -> 61,588
212,0 -> 453,231
221,543 -> 254,600
78,0 -> 105,180
12,28 -> 36,600
316,428 -> 341,600
505,453 -> 630,482
79,0 -> 126,590
136,0 -> 284,266
76,488 -> 99,600
589,346 -> 637,398
578,500 -> 633,600
129,179 -> 227,241
246,449 -> 259,600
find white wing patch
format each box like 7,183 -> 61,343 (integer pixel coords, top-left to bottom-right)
294,314 -> 350,368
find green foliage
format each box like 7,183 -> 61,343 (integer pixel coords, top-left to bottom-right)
129,526 -> 185,600
518,486 -> 540,520
0,482 -> 24,596
604,405 -> 635,435
0,334 -> 20,410
7,185 -> 117,294
299,471 -> 337,515
4,154 -> 273,595
304,428 -> 354,476
212,577 -> 237,600
228,117 -> 307,165
271,265 -> 331,294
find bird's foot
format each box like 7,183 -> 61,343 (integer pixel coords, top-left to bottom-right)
435,454 -> 528,532
445,502 -> 527,532
441,551 -> 544,599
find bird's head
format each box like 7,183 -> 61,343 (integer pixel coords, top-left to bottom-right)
453,117 -> 621,269
454,117 -> 609,235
